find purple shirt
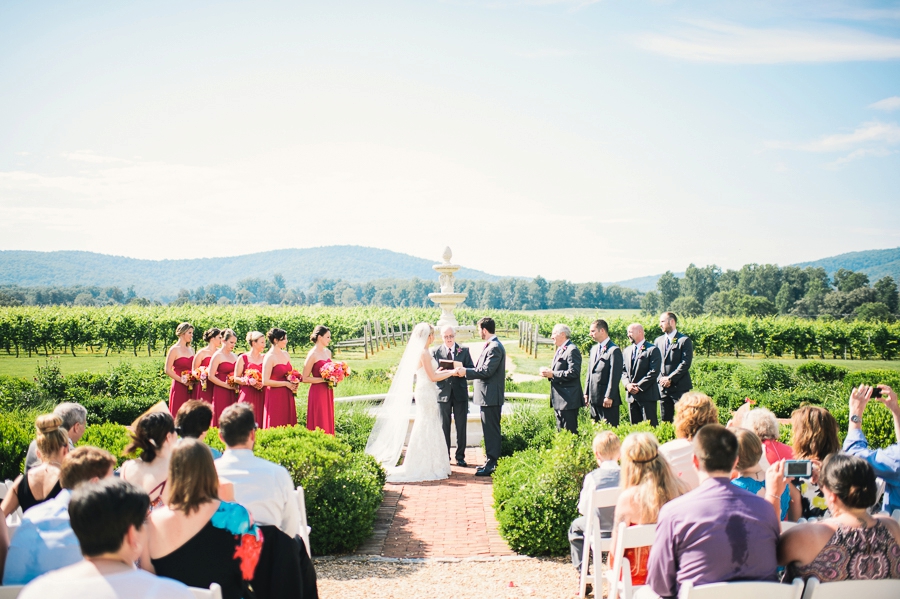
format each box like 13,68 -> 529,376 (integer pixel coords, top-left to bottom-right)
646,477 -> 780,598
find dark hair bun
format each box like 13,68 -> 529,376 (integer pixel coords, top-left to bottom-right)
267,328 -> 287,344
310,325 -> 330,343
125,412 -> 175,463
821,453 -> 877,509
203,328 -> 222,342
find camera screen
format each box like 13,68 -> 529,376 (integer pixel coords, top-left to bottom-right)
785,461 -> 810,476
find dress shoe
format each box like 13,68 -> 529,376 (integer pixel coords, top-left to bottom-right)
475,466 -> 495,477
456,459 -> 469,467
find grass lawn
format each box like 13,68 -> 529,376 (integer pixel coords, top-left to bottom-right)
697,356 -> 900,372
515,308 -> 641,319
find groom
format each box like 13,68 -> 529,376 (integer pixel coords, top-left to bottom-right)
456,317 -> 505,477
433,325 -> 475,467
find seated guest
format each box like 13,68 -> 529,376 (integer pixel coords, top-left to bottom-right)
568,431 -> 622,570
646,424 -> 781,598
4,446 -> 116,585
791,405 -> 840,519
742,406 -> 793,466
731,429 -> 798,521
25,402 -> 86,471
175,400 -> 222,459
214,403 -> 301,537
658,392 -> 719,490
2,414 -> 69,517
120,411 -> 177,509
18,479 -> 193,599
780,453 -> 900,582
142,439 -> 263,599
610,433 -> 687,589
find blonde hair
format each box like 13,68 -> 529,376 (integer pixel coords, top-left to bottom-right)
734,428 -> 763,471
673,392 -> 719,440
175,322 -> 193,337
246,330 -> 265,345
620,432 -> 686,522
35,413 -> 68,459
593,431 -> 621,461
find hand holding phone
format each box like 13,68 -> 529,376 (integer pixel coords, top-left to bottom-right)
784,460 -> 813,478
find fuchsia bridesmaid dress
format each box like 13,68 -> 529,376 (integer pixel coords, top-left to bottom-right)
192,356 -> 214,404
211,359 -> 237,426
306,359 -> 335,435
168,355 -> 194,417
263,361 -> 297,428
237,354 -> 265,425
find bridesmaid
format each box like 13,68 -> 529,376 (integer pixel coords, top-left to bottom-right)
165,322 -> 195,418
235,330 -> 266,426
192,327 -> 222,405
208,328 -> 238,426
262,328 -> 299,428
301,325 -> 335,435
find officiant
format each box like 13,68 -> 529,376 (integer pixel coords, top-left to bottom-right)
433,325 -> 475,467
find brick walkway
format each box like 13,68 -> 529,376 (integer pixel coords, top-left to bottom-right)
355,447 -> 516,558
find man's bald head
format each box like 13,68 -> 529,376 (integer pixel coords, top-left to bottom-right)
627,323 -> 645,344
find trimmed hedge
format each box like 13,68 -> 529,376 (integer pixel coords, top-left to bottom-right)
0,411 -> 35,479
79,423 -> 133,467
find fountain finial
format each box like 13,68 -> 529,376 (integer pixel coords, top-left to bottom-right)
442,246 -> 453,264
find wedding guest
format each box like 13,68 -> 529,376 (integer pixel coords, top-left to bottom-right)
742,406 -> 793,465
791,405 -> 841,519
646,425 -> 781,598
540,324 -> 583,434
584,319 -> 623,426
621,323 -> 660,425
654,312 -> 693,423
235,330 -> 266,423
25,402 -> 86,471
263,327 -> 299,428
142,439 -> 263,599
165,322 -> 195,418
2,414 -> 68,517
119,411 -> 177,509
175,400 -> 221,459
192,327 -> 223,404
842,384 -> 900,516
609,432 -> 687,589
568,431 -> 622,571
658,392 -> 719,490
432,325 -> 475,466
208,328 -> 239,425
301,325 -> 336,435
731,428 -> 799,521
3,446 -> 116,585
18,479 -> 194,599
780,453 -> 900,582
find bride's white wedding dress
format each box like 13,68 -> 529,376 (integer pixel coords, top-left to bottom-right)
386,357 -> 452,483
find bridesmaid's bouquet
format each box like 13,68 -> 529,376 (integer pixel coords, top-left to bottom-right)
285,369 -> 302,395
226,374 -> 240,392
180,370 -> 194,391
194,366 -> 210,391
319,361 -> 350,388
243,368 -> 263,390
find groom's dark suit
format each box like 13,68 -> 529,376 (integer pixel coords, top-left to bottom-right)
465,336 -> 505,472
432,342 -> 474,462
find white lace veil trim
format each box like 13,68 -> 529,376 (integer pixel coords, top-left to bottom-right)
365,322 -> 433,470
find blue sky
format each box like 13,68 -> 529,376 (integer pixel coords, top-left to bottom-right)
1,0 -> 898,282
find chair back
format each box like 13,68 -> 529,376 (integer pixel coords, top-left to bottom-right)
189,583 -> 223,599
296,486 -> 311,557
0,586 -> 25,599
781,521 -> 799,532
607,521 -> 657,599
0,481 -> 8,500
800,577 -> 900,599
891,509 -> 900,523
680,578 -> 803,599
578,487 -> 623,598
7,521 -> 20,541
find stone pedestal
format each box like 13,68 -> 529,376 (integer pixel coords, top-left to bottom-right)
428,246 -> 467,328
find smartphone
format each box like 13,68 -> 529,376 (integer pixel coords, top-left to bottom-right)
871,385 -> 886,397
784,460 -> 813,478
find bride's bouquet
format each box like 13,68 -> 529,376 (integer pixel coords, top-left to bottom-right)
194,366 -> 210,391
319,361 -> 350,388
180,370 -> 194,391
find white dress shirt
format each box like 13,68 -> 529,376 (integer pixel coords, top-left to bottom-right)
215,448 -> 301,536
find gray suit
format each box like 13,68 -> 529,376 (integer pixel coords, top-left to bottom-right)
654,332 -> 694,423
585,341 -> 623,426
621,341 -> 661,426
465,337 -> 506,467
549,341 -> 583,434
432,343 -> 474,462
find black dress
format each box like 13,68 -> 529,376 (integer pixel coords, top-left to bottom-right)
16,474 -> 62,512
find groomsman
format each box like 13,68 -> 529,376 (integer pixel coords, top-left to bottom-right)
584,319 -> 623,426
432,325 -> 475,467
621,323 -> 661,426
540,324 -> 583,434
654,312 -> 693,423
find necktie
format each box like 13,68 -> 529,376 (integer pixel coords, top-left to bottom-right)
632,344 -> 640,371
449,346 -> 454,361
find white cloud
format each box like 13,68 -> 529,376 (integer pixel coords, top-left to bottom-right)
512,47 -> 579,58
634,20 -> 900,64
870,96 -> 900,112
796,121 -> 900,152
60,151 -> 132,164
827,147 -> 893,168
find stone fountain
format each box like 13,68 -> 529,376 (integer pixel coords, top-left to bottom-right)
428,247 -> 467,328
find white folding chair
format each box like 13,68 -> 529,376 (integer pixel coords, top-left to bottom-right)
781,520 -> 799,532
296,486 -> 312,557
891,509 -> 900,523
801,577 -> 900,599
7,521 -> 20,541
605,522 -> 657,599
578,487 -> 623,598
189,583 -> 223,599
0,586 -> 25,599
679,578 -> 803,599
1,481 -> 23,527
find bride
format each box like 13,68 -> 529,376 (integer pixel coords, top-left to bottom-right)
365,322 -> 459,482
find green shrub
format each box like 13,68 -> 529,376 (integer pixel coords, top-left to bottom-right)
754,362 -> 796,391
500,403 -> 557,456
79,423 -> 132,466
861,401 -> 897,449
79,396 -> 162,425
796,362 -> 848,384
334,402 -> 376,453
101,362 -> 169,399
205,427 -> 226,452
0,376 -> 51,412
0,411 -> 35,479
844,370 -> 900,392
34,358 -> 66,400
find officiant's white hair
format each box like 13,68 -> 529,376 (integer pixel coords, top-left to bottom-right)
441,325 -> 455,335
552,324 -> 571,338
